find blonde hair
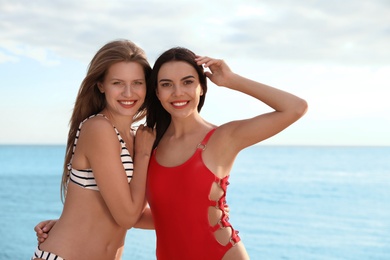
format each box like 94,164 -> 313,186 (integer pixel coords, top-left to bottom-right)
61,40 -> 151,201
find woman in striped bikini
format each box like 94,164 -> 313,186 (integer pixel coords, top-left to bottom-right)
32,39 -> 155,260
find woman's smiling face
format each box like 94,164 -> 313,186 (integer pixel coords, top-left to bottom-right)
156,61 -> 203,118
98,61 -> 146,117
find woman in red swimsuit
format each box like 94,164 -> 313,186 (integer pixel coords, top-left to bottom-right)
144,47 -> 308,259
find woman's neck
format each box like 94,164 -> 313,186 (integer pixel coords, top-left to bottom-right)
166,114 -> 209,138
100,109 -> 134,135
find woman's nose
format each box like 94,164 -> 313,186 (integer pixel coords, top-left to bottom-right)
122,85 -> 132,96
173,85 -> 183,96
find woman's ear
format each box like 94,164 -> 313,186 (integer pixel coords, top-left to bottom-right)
97,82 -> 104,93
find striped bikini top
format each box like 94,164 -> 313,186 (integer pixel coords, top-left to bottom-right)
67,114 -> 134,191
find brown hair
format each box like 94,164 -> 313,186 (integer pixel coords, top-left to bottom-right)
145,47 -> 207,147
61,39 -> 151,201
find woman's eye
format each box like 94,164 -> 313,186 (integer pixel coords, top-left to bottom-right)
184,80 -> 194,85
161,82 -> 171,87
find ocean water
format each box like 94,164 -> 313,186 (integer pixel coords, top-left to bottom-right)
0,145 -> 389,259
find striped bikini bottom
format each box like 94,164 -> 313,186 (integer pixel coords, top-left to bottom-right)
31,245 -> 65,260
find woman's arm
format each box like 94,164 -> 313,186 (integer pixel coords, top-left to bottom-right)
133,207 -> 154,230
196,56 -> 308,153
80,119 -> 155,229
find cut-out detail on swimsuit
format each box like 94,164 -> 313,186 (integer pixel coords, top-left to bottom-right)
197,132 -> 240,248
208,175 -> 240,247
67,114 -> 133,191
146,128 -> 241,260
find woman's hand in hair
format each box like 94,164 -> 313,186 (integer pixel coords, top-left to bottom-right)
195,55 -> 234,88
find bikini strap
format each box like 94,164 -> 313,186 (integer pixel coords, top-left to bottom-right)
67,114 -> 109,173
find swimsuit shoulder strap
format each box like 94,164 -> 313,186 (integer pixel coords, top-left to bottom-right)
197,128 -> 217,150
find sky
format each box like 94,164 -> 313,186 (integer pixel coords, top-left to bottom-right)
1,0 -> 389,146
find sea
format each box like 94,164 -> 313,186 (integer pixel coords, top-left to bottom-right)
0,145 -> 389,260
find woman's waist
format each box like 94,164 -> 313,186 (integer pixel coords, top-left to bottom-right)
40,217 -> 126,259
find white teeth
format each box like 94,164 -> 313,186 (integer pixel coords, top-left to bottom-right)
172,102 -> 187,106
121,101 -> 135,105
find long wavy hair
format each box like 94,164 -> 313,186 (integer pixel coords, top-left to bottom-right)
61,39 -> 151,201
145,47 -> 208,148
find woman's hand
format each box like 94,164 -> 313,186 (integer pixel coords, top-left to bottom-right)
34,219 -> 57,244
195,55 -> 235,87
135,125 -> 156,157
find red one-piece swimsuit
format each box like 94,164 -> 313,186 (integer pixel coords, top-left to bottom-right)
147,128 -> 240,260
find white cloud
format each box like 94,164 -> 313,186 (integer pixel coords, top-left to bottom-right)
1,42 -> 61,66
1,0 -> 389,65
0,0 -> 389,145
0,50 -> 18,63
